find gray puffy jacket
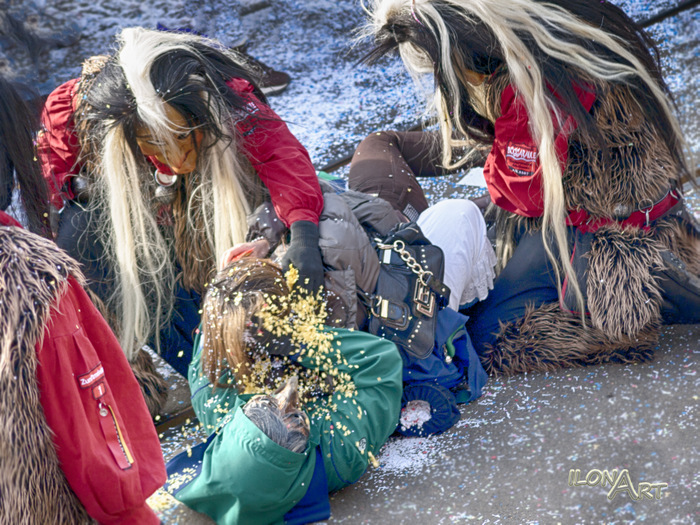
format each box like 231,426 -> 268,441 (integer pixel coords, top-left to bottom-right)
247,181 -> 405,328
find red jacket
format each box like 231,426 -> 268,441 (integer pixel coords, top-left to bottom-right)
1,210 -> 165,524
483,84 -> 596,219
37,77 -> 322,227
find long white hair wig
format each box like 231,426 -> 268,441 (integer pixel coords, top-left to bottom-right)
361,0 -> 692,315
80,27 -> 266,358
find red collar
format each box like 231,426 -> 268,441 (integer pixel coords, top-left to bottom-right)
0,210 -> 22,227
567,188 -> 682,233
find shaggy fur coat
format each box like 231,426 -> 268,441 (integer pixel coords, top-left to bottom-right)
482,77 -> 700,376
0,224 -> 94,524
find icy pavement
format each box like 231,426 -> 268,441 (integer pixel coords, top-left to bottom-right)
2,0 -> 698,523
328,324 -> 700,524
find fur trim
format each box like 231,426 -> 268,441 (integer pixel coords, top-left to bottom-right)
653,214 -> 700,276
564,84 -> 679,219
129,348 -> 169,419
587,225 -> 664,339
482,302 -> 658,377
0,226 -> 94,524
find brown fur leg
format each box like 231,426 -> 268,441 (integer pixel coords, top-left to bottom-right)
130,348 -> 169,419
587,225 -> 663,340
482,303 -> 659,377
654,214 -> 700,276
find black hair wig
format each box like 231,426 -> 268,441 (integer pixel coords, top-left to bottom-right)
0,76 -> 51,236
80,37 -> 271,169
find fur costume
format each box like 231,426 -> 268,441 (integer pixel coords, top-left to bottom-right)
363,0 -> 700,376
0,225 -> 94,524
484,80 -> 699,376
481,303 -> 659,376
129,346 -> 169,418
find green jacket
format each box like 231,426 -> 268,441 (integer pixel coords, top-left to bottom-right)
176,327 -> 403,524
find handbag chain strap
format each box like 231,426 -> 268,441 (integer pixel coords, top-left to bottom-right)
375,239 -> 434,286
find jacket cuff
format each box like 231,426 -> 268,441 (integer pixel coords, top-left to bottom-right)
101,502 -> 161,525
290,221 -> 320,248
284,209 -> 320,227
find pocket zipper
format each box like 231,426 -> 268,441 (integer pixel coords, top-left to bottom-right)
98,401 -> 134,469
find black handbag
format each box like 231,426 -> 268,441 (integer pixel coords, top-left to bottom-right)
367,222 -> 451,359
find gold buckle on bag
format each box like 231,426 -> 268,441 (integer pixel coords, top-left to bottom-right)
413,281 -> 435,316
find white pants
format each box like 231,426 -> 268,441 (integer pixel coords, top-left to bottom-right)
417,199 -> 497,310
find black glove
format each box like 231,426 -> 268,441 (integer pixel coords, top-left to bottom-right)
281,220 -> 324,293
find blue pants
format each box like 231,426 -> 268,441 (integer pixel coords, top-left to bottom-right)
465,230 -> 560,355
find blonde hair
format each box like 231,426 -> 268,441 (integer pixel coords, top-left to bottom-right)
362,0 -> 692,316
86,27 -> 256,358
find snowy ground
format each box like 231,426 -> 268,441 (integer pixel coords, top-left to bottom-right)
2,0 -> 698,172
2,0 -> 698,523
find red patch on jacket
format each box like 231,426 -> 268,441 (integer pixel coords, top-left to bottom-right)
92,383 -> 106,399
505,142 -> 539,176
78,363 -> 104,388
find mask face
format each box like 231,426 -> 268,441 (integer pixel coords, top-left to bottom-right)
135,104 -> 203,175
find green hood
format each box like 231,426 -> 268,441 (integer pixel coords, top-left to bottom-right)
176,406 -> 316,525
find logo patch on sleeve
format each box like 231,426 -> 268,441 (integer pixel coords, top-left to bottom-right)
505,142 -> 539,176
92,382 -> 106,399
78,364 -> 105,389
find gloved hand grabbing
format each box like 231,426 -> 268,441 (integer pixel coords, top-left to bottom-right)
281,220 -> 324,294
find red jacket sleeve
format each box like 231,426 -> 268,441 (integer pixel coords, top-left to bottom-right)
37,78 -> 82,210
483,84 -> 596,217
226,78 -> 323,226
36,278 -> 165,524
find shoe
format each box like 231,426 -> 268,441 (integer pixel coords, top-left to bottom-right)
232,43 -> 291,96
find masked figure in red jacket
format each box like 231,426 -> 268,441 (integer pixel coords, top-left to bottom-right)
37,27 -> 324,377
0,75 -> 165,524
357,0 -> 700,375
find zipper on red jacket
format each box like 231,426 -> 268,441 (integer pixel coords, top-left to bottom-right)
98,401 -> 134,470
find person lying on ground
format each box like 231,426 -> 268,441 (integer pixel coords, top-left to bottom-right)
165,258 -> 403,525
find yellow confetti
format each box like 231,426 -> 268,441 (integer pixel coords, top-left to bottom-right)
367,451 -> 380,468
